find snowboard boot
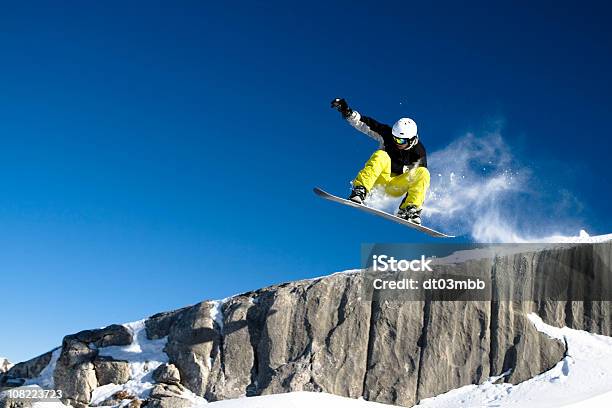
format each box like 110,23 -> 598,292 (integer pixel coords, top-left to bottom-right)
397,205 -> 422,225
348,185 -> 367,204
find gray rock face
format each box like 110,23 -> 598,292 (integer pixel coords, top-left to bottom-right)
534,244 -> 612,336
147,243 -> 608,406
93,357 -> 130,386
6,241 -> 610,407
53,337 -> 97,407
146,308 -> 189,340
153,363 -> 181,385
52,324 -> 134,407
53,362 -> 97,408
5,352 -> 52,380
71,324 -> 132,348
254,276 -> 371,399
145,395 -> 191,408
2,352 -> 54,394
146,384 -> 190,408
163,301 -> 220,397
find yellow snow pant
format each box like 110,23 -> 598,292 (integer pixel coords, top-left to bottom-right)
353,150 -> 430,209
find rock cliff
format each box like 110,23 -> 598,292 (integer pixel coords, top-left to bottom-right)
1,241 -> 610,408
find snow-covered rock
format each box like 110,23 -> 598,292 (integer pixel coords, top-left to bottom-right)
0,357 -> 13,373
413,314 -> 612,407
4,240 -> 611,408
540,230 -> 612,243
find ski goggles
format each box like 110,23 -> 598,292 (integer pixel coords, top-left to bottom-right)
393,136 -> 410,145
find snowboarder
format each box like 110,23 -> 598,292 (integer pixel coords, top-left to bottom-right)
331,98 -> 430,225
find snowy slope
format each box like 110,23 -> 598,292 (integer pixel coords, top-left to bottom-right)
23,348 -> 61,389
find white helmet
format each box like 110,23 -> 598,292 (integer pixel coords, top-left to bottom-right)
391,117 -> 419,148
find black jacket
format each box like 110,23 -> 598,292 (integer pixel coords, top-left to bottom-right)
347,111 -> 427,175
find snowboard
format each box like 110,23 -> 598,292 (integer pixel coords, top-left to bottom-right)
313,187 -> 454,238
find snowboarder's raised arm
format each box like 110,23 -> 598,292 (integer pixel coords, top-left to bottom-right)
331,98 -> 387,146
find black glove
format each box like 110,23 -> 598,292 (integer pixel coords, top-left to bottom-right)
331,97 -> 352,118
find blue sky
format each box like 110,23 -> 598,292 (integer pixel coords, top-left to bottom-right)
1,1 -> 611,362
